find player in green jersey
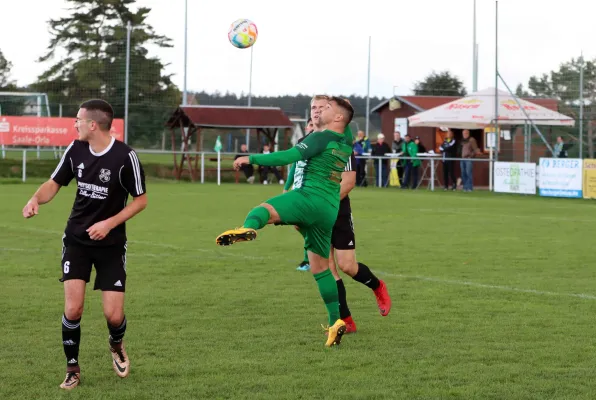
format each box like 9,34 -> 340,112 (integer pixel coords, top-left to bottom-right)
285,97 -> 392,336
216,97 -> 354,347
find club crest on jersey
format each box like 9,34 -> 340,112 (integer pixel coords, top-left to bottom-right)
99,168 -> 111,183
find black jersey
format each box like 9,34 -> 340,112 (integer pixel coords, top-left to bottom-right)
51,137 -> 146,247
338,153 -> 357,216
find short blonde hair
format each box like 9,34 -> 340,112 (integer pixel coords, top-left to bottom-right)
310,94 -> 330,106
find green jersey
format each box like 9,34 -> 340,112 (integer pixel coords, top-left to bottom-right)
293,129 -> 352,201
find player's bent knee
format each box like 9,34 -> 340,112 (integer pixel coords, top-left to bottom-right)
102,291 -> 125,325
104,308 -> 125,326
336,250 -> 358,277
64,304 -> 84,320
259,203 -> 281,224
308,251 -> 330,274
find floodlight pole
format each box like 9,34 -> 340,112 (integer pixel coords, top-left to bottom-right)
365,36 -> 371,138
246,46 -> 254,150
124,20 -> 131,144
473,0 -> 478,92
182,0 -> 188,106
491,0 -> 499,192
579,54 -> 584,159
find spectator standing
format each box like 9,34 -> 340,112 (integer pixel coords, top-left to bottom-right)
439,130 -> 457,190
460,130 -> 482,192
371,133 -> 391,187
392,132 -> 405,185
402,135 -> 420,189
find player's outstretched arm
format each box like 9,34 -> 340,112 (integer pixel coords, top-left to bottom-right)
248,147 -> 303,167
247,131 -> 333,168
233,148 -> 303,170
234,131 -> 333,170
22,179 -> 62,218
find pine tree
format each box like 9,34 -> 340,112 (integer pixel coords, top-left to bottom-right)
32,0 -> 179,145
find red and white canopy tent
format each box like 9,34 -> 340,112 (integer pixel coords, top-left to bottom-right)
408,87 -> 574,129
407,87 -> 575,190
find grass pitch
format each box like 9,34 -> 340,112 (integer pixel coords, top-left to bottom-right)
1,182 -> 595,399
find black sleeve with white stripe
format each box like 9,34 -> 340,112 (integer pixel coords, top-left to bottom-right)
50,141 -> 75,186
120,150 -> 146,197
344,154 -> 356,172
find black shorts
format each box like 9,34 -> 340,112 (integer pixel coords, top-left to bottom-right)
331,213 -> 356,250
60,235 -> 127,292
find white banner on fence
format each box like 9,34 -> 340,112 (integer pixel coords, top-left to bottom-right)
494,162 -> 536,194
538,158 -> 583,198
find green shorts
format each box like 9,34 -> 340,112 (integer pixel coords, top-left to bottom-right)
266,190 -> 338,258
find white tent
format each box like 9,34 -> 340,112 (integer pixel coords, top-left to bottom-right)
407,87 -> 575,129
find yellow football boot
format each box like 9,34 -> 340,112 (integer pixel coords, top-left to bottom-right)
216,227 -> 257,246
323,319 -> 347,347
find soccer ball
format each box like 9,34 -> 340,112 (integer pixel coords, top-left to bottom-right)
228,19 -> 258,49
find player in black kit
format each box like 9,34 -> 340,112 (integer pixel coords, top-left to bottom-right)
22,99 -> 147,390
327,143 -> 392,334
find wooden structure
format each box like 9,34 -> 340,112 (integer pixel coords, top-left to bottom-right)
165,105 -> 293,181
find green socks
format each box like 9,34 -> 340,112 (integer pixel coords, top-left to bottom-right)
303,249 -> 309,264
243,206 -> 270,230
313,269 -> 340,325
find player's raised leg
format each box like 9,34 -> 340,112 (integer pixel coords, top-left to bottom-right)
215,202 -> 280,246
60,280 -> 86,390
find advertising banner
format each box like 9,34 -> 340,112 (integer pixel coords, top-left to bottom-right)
582,159 -> 596,199
538,158 -> 582,198
494,162 -> 536,195
0,116 -> 124,146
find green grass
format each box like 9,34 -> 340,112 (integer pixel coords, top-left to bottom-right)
1,184 -> 596,399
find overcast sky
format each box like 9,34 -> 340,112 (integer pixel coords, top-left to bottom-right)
2,0 -> 594,99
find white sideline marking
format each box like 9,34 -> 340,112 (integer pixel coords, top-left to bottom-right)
1,247 -> 43,252
374,271 -> 596,301
6,223 -> 595,301
415,208 -> 592,223
0,224 -> 272,261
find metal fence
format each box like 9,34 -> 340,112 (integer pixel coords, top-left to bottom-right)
5,148 -> 497,192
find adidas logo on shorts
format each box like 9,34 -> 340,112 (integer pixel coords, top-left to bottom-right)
114,280 -> 122,287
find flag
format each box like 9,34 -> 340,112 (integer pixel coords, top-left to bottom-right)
214,135 -> 222,152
